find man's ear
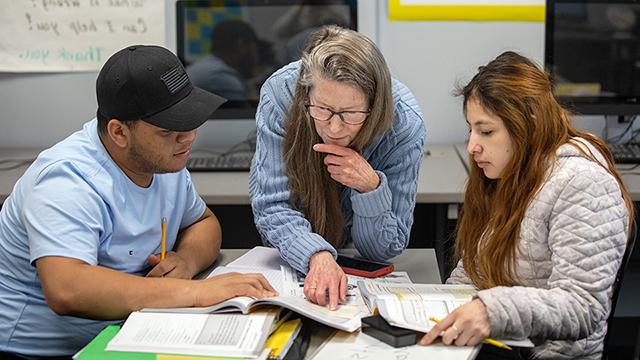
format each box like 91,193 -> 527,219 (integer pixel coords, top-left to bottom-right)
106,119 -> 131,149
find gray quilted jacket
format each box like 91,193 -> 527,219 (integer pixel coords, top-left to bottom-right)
448,139 -> 629,359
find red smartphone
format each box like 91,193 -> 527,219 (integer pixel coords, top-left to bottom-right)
336,255 -> 394,278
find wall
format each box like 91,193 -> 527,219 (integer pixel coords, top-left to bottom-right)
0,71 -> 97,147
0,0 -> 628,149
376,3 -> 545,144
373,2 -> 634,144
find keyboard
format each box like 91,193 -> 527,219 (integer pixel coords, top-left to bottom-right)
609,143 -> 640,164
186,153 -> 253,172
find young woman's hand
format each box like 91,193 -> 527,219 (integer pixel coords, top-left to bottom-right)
304,251 -> 348,310
420,299 -> 491,346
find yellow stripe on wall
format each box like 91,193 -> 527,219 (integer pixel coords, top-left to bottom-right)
389,1 -> 545,22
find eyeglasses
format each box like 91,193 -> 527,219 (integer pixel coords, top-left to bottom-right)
305,104 -> 370,125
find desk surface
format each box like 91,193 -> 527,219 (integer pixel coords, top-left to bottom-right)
0,145 -> 467,205
215,248 -> 441,284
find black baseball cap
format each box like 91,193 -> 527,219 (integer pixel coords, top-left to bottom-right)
96,45 -> 226,132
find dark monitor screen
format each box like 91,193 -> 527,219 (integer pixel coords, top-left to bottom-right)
176,0 -> 358,119
545,0 -> 640,115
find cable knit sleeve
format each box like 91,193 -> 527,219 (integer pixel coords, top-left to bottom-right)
249,65 -> 337,275
476,165 -> 629,345
349,95 -> 426,261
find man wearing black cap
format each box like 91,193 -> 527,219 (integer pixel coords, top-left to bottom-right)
0,45 -> 276,359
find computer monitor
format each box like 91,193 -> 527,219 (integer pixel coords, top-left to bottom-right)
545,0 -> 640,115
175,0 -> 358,120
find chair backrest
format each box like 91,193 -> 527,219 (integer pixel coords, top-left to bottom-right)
603,220 -> 637,357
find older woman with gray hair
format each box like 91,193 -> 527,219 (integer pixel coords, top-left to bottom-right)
249,25 -> 426,308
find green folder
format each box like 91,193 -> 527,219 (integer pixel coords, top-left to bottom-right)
75,325 -> 152,360
75,325 -> 249,360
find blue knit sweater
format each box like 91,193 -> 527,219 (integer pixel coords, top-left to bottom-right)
249,61 -> 426,274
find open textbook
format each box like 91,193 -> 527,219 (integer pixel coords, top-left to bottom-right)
142,247 -> 397,332
106,310 -> 276,358
358,281 -> 476,332
357,281 -> 534,348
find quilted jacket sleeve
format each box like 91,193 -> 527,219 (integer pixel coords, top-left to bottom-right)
447,259 -> 474,285
476,166 -> 629,341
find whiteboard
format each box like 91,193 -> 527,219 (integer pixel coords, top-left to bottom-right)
0,0 -> 165,72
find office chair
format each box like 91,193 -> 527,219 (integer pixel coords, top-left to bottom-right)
602,220 -> 637,359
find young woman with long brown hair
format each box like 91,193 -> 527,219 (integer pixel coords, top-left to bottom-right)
249,25 -> 426,309
420,51 -> 633,359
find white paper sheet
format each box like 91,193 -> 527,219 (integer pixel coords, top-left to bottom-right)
311,330 -> 480,360
107,311 -> 275,358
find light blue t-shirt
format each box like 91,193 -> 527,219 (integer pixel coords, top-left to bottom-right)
0,119 -> 206,357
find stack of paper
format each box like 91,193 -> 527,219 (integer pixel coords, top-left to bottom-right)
74,325 -> 270,359
106,310 -> 277,358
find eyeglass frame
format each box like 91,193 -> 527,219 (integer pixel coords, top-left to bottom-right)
304,103 -> 371,125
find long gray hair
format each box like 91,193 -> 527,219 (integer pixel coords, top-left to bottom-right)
283,25 -> 393,247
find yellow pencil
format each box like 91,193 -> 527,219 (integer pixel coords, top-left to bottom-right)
429,316 -> 512,351
161,217 -> 167,260
483,337 -> 512,350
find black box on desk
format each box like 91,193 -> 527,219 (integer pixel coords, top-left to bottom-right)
361,315 -> 419,348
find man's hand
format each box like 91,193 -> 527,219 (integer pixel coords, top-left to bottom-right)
193,272 -> 279,307
420,299 -> 490,346
146,251 -> 195,279
304,251 -> 347,310
313,144 -> 380,193
35,257 -> 278,320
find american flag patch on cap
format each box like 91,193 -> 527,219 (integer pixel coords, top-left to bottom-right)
160,66 -> 189,94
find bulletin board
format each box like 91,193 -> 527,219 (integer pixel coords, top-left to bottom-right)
0,0 -> 165,72
388,0 -> 545,22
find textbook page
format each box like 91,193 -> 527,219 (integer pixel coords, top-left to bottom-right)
358,282 -> 476,332
280,265 -> 411,306
207,265 -> 286,295
227,246 -> 289,271
106,311 -> 275,358
142,265 -> 365,331
209,264 -> 367,331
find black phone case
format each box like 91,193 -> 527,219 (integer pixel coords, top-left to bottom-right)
361,315 -> 419,348
336,255 -> 389,270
